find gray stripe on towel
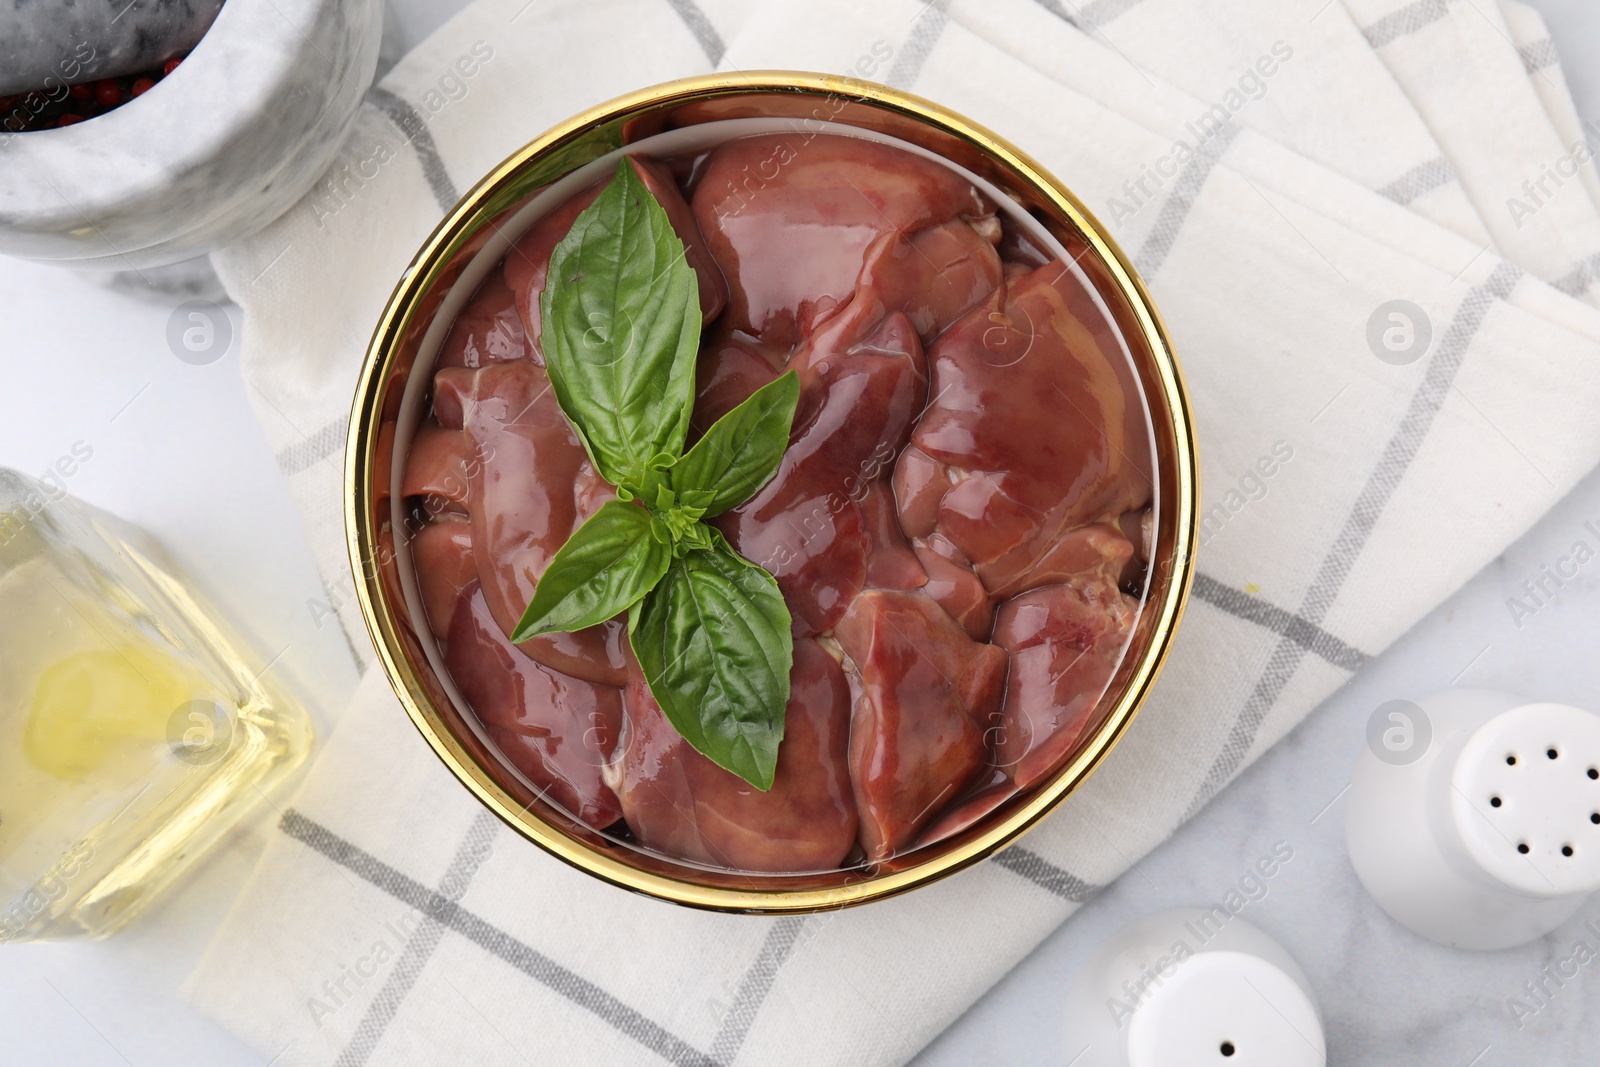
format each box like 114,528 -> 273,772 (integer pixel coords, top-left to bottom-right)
1191,574 -> 1370,672
708,917 -> 807,1064
334,811 -> 500,1067
888,0 -> 951,89
1181,261 -> 1522,821
1553,256 -> 1600,297
368,87 -> 460,215
1031,0 -> 1151,30
279,810 -> 719,1067
1360,0 -> 1451,49
1376,157 -> 1455,205
664,0 -> 726,66
1133,121 -> 1241,278
274,417 -> 347,477
1519,37 -> 1559,73
992,847 -> 1103,902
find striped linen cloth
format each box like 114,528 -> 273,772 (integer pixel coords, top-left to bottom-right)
970,0 -> 1492,242
187,0 -> 1600,1063
1343,0 -> 1600,302
1501,0 -> 1600,216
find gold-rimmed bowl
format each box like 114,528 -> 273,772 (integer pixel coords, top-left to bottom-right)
345,72 -> 1197,913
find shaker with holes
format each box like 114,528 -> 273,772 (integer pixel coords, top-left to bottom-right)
1346,688 -> 1600,949
1061,908 -> 1326,1066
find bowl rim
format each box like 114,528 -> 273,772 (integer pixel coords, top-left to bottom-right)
345,70 -> 1199,913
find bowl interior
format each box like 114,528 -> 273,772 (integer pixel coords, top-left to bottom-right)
347,74 -> 1196,912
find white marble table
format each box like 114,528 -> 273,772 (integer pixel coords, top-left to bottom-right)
5,1 -> 1600,1063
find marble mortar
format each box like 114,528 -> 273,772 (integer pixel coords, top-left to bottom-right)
0,0 -> 383,269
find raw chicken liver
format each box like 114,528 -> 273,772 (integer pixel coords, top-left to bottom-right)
412,515 -> 475,640
457,361 -> 628,686
399,134 -> 1155,870
692,328 -> 785,431
445,584 -> 624,830
843,218 -> 1002,344
402,424 -> 476,517
992,579 -> 1138,789
835,590 -> 1009,861
692,134 -> 991,344
612,638 -> 857,872
718,310 -> 927,635
905,262 -> 1152,595
439,272 -> 532,369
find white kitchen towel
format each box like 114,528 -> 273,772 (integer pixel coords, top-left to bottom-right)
188,0 -> 1600,1064
1345,0 -> 1600,303
968,0 -> 1493,242
935,0 -> 1600,351
1500,0 -> 1600,216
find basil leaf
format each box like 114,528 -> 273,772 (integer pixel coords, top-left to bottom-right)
630,534 -> 793,790
511,500 -> 671,642
518,162 -> 801,791
540,159 -> 701,488
670,371 -> 800,517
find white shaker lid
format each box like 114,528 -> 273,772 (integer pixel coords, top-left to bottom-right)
1126,950 -> 1325,1067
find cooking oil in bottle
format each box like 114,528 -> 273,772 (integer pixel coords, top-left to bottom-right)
0,470 -> 312,942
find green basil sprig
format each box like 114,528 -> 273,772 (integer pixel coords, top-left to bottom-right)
511,160 -> 799,790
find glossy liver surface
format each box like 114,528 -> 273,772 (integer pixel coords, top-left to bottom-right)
386,134 -> 1152,872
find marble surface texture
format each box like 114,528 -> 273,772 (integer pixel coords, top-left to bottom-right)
0,0 -> 383,268
3,0 -> 1600,1064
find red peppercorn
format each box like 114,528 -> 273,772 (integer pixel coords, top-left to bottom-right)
94,79 -> 122,108
130,77 -> 156,97
56,114 -> 85,127
69,83 -> 91,101
162,57 -> 182,77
